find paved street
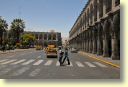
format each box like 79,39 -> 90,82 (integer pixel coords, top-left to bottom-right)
0,49 -> 120,79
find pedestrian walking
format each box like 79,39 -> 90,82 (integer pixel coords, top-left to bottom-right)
2,45 -> 5,52
62,48 -> 70,65
58,47 -> 64,66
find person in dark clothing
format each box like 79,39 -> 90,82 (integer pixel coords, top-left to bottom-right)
2,45 -> 5,52
62,48 -> 70,65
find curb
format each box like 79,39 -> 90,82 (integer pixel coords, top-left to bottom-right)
79,52 -> 120,68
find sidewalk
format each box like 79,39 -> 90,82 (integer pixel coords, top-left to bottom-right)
0,49 -> 32,54
78,51 -> 120,68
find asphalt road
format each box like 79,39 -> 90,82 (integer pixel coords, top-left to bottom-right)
0,49 -> 120,79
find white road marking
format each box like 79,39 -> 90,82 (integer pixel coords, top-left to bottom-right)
11,59 -> 26,65
8,55 -> 15,58
76,61 -> 84,67
29,68 -> 41,77
93,62 -> 107,67
0,59 -> 9,63
37,56 -> 41,58
44,60 -> 53,66
0,68 -> 12,75
0,65 -> 7,70
22,59 -> 35,65
84,62 -> 96,67
33,60 -> 43,65
68,62 -> 73,67
1,59 -> 17,64
11,67 -> 30,76
30,52 -> 33,53
56,61 -> 60,66
21,53 -> 25,56
0,65 -> 19,75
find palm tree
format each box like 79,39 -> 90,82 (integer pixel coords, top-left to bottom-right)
10,19 -> 25,44
0,16 -> 8,46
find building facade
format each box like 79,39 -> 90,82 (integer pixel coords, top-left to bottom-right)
24,31 -> 62,47
69,0 -> 120,60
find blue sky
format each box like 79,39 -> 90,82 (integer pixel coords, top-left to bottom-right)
0,0 -> 87,37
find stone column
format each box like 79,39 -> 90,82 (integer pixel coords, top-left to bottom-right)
103,20 -> 110,57
92,26 -> 97,54
73,38 -> 74,48
97,23 -> 103,55
82,32 -> 85,51
86,30 -> 89,52
79,34 -> 81,50
84,31 -> 86,51
89,29 -> 93,53
84,31 -> 87,52
72,39 -> 73,48
80,34 -> 82,50
77,35 -> 79,50
81,33 -> 83,51
74,38 -> 75,49
111,13 -> 120,60
76,36 -> 78,49
81,33 -> 83,50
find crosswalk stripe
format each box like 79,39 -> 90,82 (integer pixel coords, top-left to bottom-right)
11,67 -> 30,76
30,52 -> 32,53
56,61 -> 60,66
8,55 -> 14,58
67,62 -> 73,67
33,60 -> 43,65
44,60 -> 53,66
84,62 -> 96,67
20,54 -> 25,56
37,56 -> 41,58
1,59 -> 17,64
29,68 -> 41,77
11,59 -> 26,65
0,68 -> 12,75
22,59 -> 35,65
0,65 -> 19,76
93,62 -> 107,67
76,61 -> 84,67
0,65 -> 8,70
0,59 -> 9,63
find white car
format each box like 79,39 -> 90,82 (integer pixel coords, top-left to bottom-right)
71,48 -> 78,53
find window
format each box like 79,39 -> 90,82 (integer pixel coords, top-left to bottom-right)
35,34 -> 38,39
99,0 -> 103,18
52,33 -> 56,40
44,34 -> 47,40
115,0 -> 120,6
39,34 -> 42,39
90,4 -> 93,24
48,34 -> 52,40
94,0 -> 97,21
106,0 -> 112,13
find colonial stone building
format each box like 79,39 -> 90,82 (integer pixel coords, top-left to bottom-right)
24,31 -> 62,47
69,0 -> 120,60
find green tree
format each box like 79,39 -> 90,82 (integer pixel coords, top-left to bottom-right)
0,17 -> 8,46
21,33 -> 36,48
10,19 -> 25,44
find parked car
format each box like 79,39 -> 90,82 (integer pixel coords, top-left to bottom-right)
36,45 -> 42,50
71,48 -> 78,53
